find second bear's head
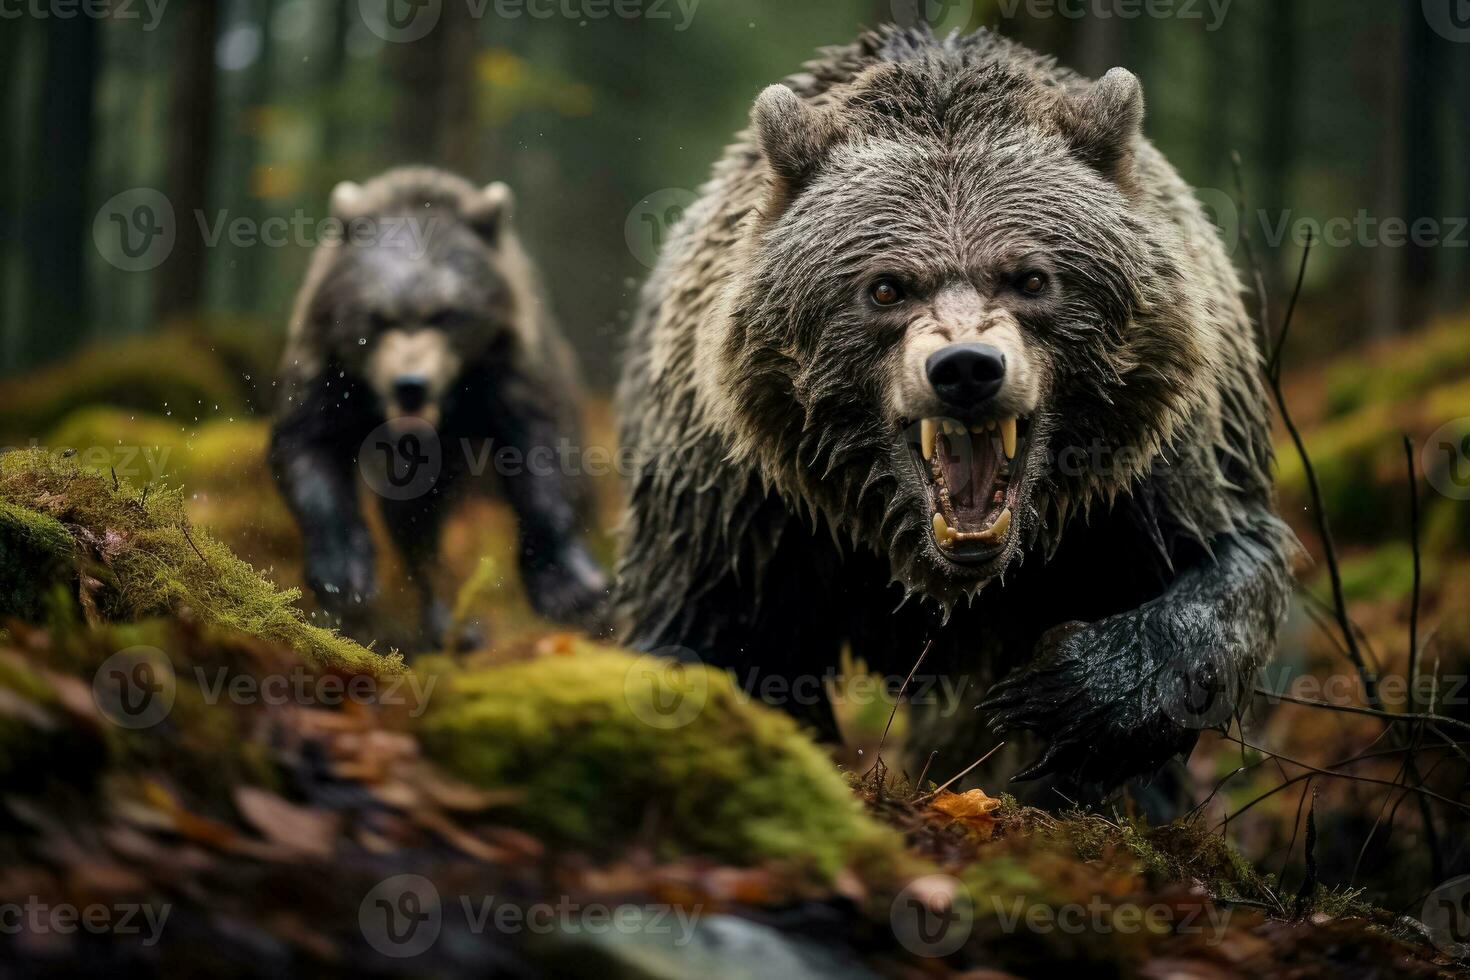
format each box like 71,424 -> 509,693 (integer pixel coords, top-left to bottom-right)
306,168 -> 528,429
704,54 -> 1224,602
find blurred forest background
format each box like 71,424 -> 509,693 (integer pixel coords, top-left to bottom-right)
0,0 -> 1469,928
2,0 -> 1469,382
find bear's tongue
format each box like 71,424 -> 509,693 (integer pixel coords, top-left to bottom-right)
932,426 -> 1007,532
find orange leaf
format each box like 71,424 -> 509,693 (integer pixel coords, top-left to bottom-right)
930,788 -> 1002,840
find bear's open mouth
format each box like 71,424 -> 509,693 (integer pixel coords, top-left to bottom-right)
903,415 -> 1029,565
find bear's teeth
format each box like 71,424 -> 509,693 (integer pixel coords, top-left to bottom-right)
974,507 -> 1011,542
933,511 -> 956,546
921,419 -> 939,461
999,417 -> 1017,460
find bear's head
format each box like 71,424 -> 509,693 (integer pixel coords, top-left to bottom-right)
705,49 -> 1220,605
305,169 -> 522,429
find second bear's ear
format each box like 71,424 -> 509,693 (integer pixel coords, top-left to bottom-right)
330,181 -> 367,221
464,181 -> 514,243
752,85 -> 841,212
1055,68 -> 1145,186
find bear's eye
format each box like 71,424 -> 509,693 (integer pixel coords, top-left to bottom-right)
1018,272 -> 1048,297
870,279 -> 905,307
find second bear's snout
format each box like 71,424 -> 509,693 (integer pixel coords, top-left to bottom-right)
925,343 -> 1007,412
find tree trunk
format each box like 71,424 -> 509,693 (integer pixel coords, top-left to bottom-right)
156,2 -> 222,328
229,0 -> 275,314
1071,9 -> 1125,79
1257,0 -> 1295,302
25,15 -> 98,368
387,2 -> 480,172
1402,0 -> 1443,326
1369,9 -> 1405,338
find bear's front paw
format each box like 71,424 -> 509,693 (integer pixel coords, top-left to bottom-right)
522,543 -> 610,632
980,603 -> 1244,789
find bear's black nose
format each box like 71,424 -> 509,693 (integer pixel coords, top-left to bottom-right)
393,376 -> 430,413
925,343 -> 1006,411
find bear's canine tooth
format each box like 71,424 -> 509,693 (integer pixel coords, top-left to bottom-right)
921,419 -> 939,461
999,417 -> 1017,459
973,507 -> 1011,543
932,511 -> 955,546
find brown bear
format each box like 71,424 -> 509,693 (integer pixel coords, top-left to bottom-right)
271,167 -> 607,650
613,27 -> 1295,793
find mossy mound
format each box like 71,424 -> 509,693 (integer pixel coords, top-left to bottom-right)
0,500 -> 76,620
41,408 -> 295,564
0,448 -> 398,676
1323,319 -> 1470,419
0,329 -> 262,442
417,645 -> 907,880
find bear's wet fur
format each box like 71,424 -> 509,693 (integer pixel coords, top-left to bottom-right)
614,27 -> 1295,795
271,167 -> 607,651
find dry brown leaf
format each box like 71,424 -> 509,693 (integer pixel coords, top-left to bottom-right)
930,788 -> 1002,840
232,786 -> 340,859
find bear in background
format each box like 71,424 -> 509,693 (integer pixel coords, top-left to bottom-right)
271,167 -> 607,650
614,26 -> 1295,796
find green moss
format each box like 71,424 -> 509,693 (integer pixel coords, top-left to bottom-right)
0,448 -> 398,676
1314,543 -> 1422,604
0,330 -> 258,442
1323,319 -> 1470,419
0,500 -> 76,619
417,646 -> 906,879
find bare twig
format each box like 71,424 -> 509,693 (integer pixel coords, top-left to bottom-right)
1253,687 -> 1470,738
1404,436 -> 1423,711
914,742 -> 1006,804
863,638 -> 933,779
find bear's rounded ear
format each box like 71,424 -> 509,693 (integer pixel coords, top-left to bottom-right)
1056,67 -> 1145,186
330,181 -> 367,220
752,85 -> 841,209
464,181 -> 514,243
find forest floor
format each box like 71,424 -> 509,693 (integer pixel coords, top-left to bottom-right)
0,320 -> 1467,977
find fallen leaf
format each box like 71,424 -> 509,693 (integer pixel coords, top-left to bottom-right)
233,786 -> 340,859
930,788 -> 1002,840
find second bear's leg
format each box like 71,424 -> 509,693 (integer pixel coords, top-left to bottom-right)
378,478 -> 470,652
483,381 -> 609,630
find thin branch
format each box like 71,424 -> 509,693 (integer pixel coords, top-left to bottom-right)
863,638 -> 932,779
914,742 -> 1006,804
1221,734 -> 1470,816
1404,436 -> 1423,712
1253,686 -> 1470,738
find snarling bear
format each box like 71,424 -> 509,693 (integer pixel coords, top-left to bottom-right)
614,27 -> 1295,793
271,168 -> 607,650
